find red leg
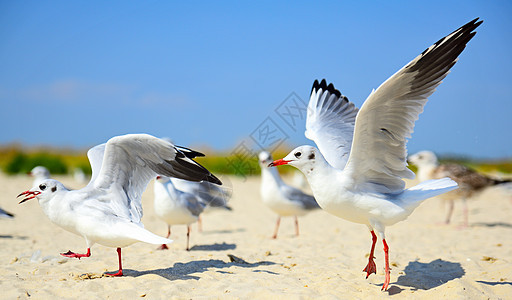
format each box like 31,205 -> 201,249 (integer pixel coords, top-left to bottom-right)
104,248 -> 123,277
61,248 -> 91,260
157,225 -> 171,250
186,225 -> 191,251
198,216 -> 203,232
272,217 -> 281,239
294,216 -> 299,237
363,230 -> 377,278
381,239 -> 390,291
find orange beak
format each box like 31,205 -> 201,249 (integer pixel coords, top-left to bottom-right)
268,159 -> 291,167
17,190 -> 41,204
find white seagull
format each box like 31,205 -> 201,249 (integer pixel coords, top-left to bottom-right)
29,166 -> 51,187
153,176 -> 207,250
258,151 -> 319,239
408,150 -> 511,226
270,18 -> 482,290
17,134 -> 221,276
171,177 -> 232,232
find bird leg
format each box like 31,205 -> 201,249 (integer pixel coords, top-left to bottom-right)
197,216 -> 203,232
272,217 -> 281,239
462,198 -> 469,227
363,230 -> 377,278
381,239 -> 390,291
104,248 -> 123,277
294,216 -> 299,237
61,248 -> 91,260
157,226 -> 171,250
444,199 -> 454,224
186,225 -> 191,251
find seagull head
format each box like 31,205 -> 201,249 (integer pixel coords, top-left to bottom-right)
28,166 -> 50,178
18,179 -> 63,204
408,150 -> 438,167
258,151 -> 273,167
269,146 -> 318,172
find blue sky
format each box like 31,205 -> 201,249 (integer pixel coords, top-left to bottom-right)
1,1 -> 511,159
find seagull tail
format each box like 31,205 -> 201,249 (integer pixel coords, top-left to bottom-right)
122,223 -> 173,245
398,177 -> 458,209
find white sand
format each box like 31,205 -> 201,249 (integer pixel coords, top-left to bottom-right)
1,172 -> 511,299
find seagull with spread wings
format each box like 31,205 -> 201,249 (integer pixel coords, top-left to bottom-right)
17,133 -> 221,276
270,18 -> 482,290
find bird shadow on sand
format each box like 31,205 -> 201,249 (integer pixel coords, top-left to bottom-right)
189,242 -> 236,251
387,259 -> 465,295
0,235 -> 28,240
471,222 -> 512,229
476,280 -> 512,286
200,228 -> 246,234
124,256 -> 278,281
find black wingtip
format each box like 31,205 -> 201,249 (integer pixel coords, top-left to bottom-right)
175,145 -> 206,158
311,79 -> 342,98
205,173 -> 223,185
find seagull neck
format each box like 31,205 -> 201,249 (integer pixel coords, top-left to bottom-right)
305,153 -> 337,184
164,180 -> 180,198
262,166 -> 284,185
417,163 -> 438,182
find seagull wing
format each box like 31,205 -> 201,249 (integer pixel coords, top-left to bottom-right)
344,18 -> 482,194
281,185 -> 319,210
183,193 -> 206,217
305,79 -> 358,170
172,178 -> 232,207
91,134 -> 221,222
86,143 -> 106,185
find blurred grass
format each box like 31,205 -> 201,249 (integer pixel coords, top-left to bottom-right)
0,144 -> 91,175
1,144 -> 510,176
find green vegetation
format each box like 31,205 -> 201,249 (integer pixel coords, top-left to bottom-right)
1,144 -> 510,177
0,145 -> 91,175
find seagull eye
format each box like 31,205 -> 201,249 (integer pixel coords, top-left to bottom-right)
39,184 -> 47,191
294,152 -> 302,158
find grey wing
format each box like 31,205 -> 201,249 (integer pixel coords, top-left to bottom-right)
436,164 -> 495,191
0,207 -> 14,218
281,185 -> 319,210
345,18 -> 482,194
184,194 -> 206,217
172,178 -> 232,208
92,134 -> 220,222
305,79 -> 359,170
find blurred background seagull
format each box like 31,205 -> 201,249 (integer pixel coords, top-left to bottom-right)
171,177 -> 232,232
258,151 -> 319,239
408,150 -> 511,226
153,176 -> 207,250
0,207 -> 14,219
29,166 -> 51,188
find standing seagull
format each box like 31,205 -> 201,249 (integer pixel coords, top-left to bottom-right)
259,151 -> 319,239
270,19 -> 482,290
171,177 -> 232,232
153,176 -> 207,250
408,150 -> 511,226
17,134 -> 221,276
29,166 -> 51,187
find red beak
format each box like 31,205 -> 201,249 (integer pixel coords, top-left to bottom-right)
268,159 -> 291,167
17,190 -> 41,204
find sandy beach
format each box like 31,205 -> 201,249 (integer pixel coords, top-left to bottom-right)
1,172 -> 511,299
